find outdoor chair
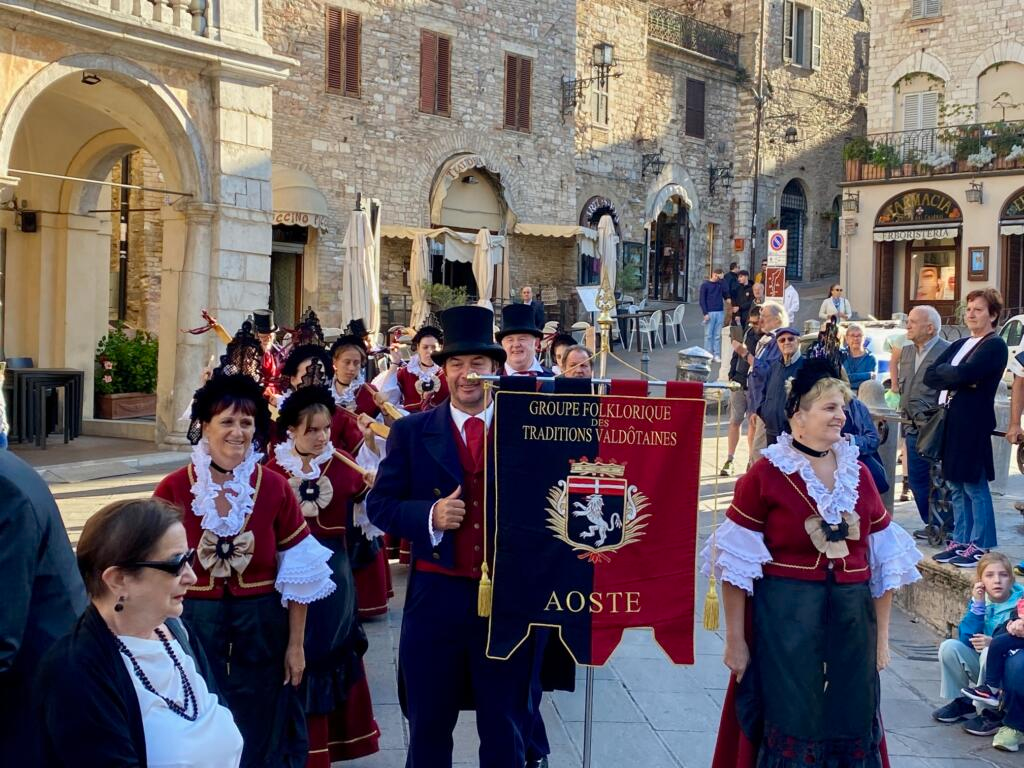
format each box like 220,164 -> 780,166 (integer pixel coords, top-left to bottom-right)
666,304 -> 687,343
637,309 -> 663,351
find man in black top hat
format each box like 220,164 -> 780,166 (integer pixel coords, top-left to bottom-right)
251,310 -> 284,397
498,303 -> 553,377
367,305 -> 543,767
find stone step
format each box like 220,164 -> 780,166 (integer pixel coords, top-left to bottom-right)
895,556 -> 975,639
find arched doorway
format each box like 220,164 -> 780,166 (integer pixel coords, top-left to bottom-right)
0,56 -> 211,445
647,188 -> 691,301
1001,187 -> 1024,314
779,179 -> 807,280
873,189 -> 962,319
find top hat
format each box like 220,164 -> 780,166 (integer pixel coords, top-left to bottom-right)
432,306 -> 506,365
347,318 -> 369,339
252,310 -> 278,335
497,302 -> 542,341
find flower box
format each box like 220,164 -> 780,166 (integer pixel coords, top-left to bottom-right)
96,392 -> 157,420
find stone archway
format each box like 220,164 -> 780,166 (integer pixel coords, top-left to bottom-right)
0,55 -> 215,445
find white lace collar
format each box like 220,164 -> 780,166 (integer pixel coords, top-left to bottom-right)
273,437 -> 334,481
406,354 -> 440,378
332,373 -> 366,409
189,438 -> 263,538
761,432 -> 861,525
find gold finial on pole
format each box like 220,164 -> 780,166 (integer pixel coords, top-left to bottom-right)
596,275 -> 615,384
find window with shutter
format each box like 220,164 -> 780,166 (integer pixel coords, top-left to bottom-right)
685,78 -> 705,139
783,1 -> 794,63
903,93 -> 922,132
517,57 -> 532,132
503,54 -> 532,132
504,55 -> 519,129
811,8 -> 822,70
920,91 -> 939,128
326,8 -> 360,97
420,30 -> 452,116
912,0 -> 941,19
590,67 -> 609,127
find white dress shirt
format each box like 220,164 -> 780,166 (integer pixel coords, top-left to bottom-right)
428,402 -> 494,545
504,359 -> 545,375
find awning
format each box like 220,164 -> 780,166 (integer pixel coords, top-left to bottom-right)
872,225 -> 960,242
271,164 -> 329,230
381,225 -> 504,264
1001,221 -> 1024,236
513,223 -> 598,240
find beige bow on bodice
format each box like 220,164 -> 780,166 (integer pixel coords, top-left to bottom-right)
804,512 -> 861,560
287,474 -> 334,518
197,529 -> 256,578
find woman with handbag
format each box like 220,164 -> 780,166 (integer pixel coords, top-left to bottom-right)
924,288 -> 1008,568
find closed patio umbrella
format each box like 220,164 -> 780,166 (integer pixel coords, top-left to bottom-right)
409,233 -> 431,327
341,208 -> 380,337
597,214 -> 618,298
473,228 -> 494,310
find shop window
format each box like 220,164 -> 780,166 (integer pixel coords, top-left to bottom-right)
783,2 -> 821,70
420,30 -> 451,117
909,240 -> 957,302
325,8 -> 360,98
620,242 -> 645,294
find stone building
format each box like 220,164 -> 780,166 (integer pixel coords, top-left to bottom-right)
0,0 -> 293,445
840,1 -> 1024,321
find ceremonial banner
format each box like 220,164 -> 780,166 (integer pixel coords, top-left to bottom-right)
486,385 -> 705,666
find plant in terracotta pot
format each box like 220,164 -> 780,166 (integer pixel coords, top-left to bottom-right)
842,136 -> 873,181
990,122 -> 1024,168
95,324 -> 159,419
868,142 -> 900,179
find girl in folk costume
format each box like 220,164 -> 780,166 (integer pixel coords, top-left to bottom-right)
377,325 -> 449,414
154,373 -> 336,768
702,359 -> 922,768
330,333 -> 382,420
279,344 -> 366,457
266,387 -> 381,764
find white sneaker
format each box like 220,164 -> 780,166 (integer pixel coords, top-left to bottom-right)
713,355 -> 721,362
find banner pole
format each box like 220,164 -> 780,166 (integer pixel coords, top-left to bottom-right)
582,667 -> 596,768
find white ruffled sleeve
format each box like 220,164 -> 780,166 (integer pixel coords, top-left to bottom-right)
353,501 -> 386,540
699,519 -> 773,595
868,523 -> 923,598
275,536 -> 336,606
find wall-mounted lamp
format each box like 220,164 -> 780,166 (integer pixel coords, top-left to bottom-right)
842,191 -> 860,213
709,162 -> 734,196
641,150 -> 666,179
81,72 -> 102,86
966,181 -> 983,204
783,126 -> 799,144
561,42 -> 622,116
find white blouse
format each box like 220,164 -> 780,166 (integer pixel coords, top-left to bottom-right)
700,434 -> 922,598
118,633 -> 243,768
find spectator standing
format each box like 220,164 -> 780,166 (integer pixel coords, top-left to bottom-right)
723,262 -> 740,305
842,324 -> 878,393
819,284 -> 853,321
0,450 -> 88,765
731,271 -> 755,327
736,301 -> 788,460
561,346 -> 594,379
521,286 -> 546,329
754,258 -> 768,284
783,280 -> 800,322
926,289 -> 1008,568
751,281 -> 765,310
699,267 -> 729,362
723,306 -> 763,476
897,306 -> 951,539
759,327 -> 804,445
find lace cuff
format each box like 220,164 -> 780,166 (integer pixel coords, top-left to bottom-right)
699,518 -> 772,595
353,501 -> 386,540
275,536 -> 336,606
868,524 -> 923,598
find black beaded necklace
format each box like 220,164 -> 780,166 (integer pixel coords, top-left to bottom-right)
792,438 -> 830,458
114,628 -> 198,721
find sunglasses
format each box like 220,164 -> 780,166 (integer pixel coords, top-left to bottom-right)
122,549 -> 196,576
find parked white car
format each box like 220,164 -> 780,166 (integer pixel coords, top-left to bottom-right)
1001,313 -> 1024,385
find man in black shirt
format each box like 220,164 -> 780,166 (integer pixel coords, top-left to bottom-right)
722,305 -> 763,476
731,270 -> 755,327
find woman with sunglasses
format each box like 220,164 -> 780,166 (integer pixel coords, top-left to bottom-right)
818,284 -> 853,322
266,386 -> 381,764
37,498 -> 243,767
154,372 -> 335,768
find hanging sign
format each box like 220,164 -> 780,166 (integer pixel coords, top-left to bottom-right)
767,229 -> 787,267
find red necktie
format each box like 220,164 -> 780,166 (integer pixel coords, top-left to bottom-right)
464,416 -> 484,470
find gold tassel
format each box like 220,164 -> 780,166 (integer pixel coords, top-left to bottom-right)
703,574 -> 720,631
477,562 -> 493,617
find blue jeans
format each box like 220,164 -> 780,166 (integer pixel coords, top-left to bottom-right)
905,432 -> 952,529
704,310 -> 724,357
1002,651 -> 1024,731
949,475 -> 997,549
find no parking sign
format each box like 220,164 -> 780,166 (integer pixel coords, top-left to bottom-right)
767,229 -> 787,267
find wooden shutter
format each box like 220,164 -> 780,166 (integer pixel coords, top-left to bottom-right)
436,35 -> 451,116
782,0 -> 794,63
504,54 -> 519,129
326,7 -> 343,93
517,57 -> 532,132
685,78 -> 705,139
903,93 -> 922,132
925,0 -> 941,16
811,8 -> 822,70
343,10 -> 360,97
420,30 -> 438,113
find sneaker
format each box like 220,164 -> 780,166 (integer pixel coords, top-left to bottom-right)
993,726 -> 1024,752
720,458 -> 733,477
950,544 -> 987,568
933,541 -> 968,563
913,527 -> 936,541
932,697 -> 976,723
713,355 -> 722,362
962,683 -> 1001,707
963,708 -> 1004,736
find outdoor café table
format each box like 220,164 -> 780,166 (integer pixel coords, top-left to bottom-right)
616,309 -> 666,351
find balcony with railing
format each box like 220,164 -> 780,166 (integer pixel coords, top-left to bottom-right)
647,6 -> 740,68
843,120 -> 1024,183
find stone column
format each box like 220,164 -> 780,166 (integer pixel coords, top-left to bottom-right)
157,201 -> 216,448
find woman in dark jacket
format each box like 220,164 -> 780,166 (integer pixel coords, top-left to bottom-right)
36,499 -> 242,767
924,288 -> 1008,566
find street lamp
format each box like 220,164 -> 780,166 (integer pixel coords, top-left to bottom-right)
709,162 -> 734,196
561,42 -> 620,116
784,126 -> 799,144
641,150 -> 666,179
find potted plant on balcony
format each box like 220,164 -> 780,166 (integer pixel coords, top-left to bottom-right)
919,150 -> 954,175
867,142 -> 900,180
95,324 -> 159,419
952,131 -> 983,172
842,136 -> 873,181
990,122 -> 1023,169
